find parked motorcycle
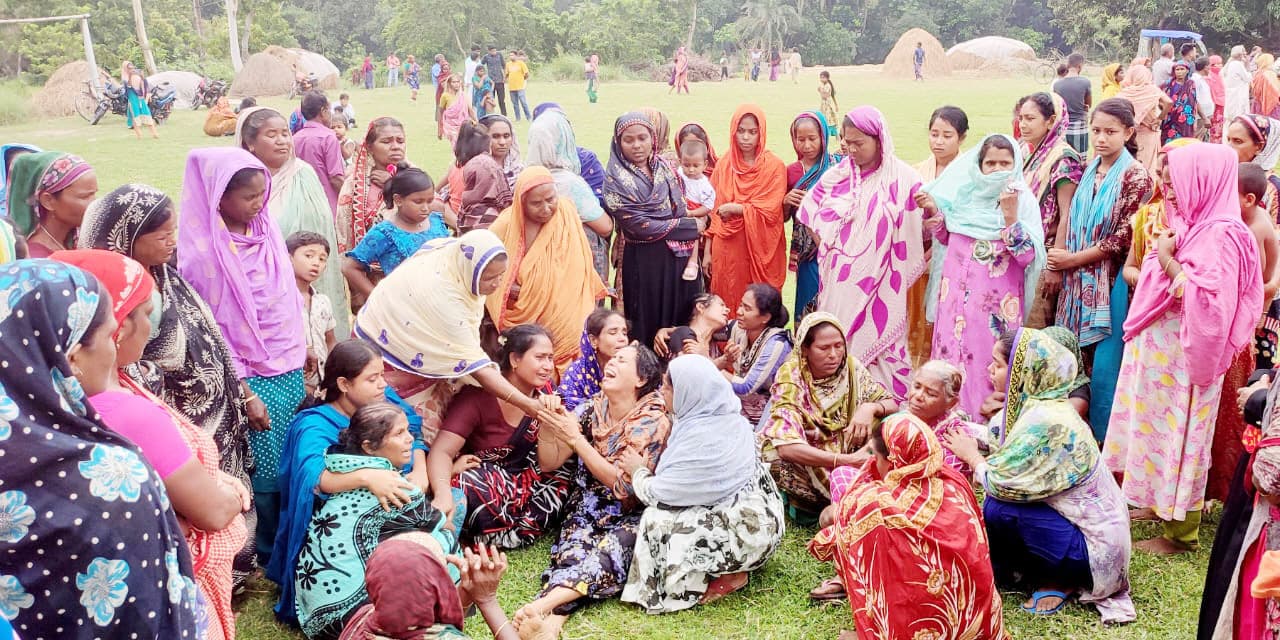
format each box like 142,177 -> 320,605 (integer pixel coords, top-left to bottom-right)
85,80 -> 176,126
192,77 -> 228,110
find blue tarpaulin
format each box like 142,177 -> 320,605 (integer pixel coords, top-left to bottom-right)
1140,29 -> 1203,40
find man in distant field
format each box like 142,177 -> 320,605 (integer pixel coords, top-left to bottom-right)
913,42 -> 925,81
464,47 -> 481,105
482,46 -> 508,116
790,48 -> 802,83
1053,53 -> 1092,153
506,50 -> 531,121
386,51 -> 400,87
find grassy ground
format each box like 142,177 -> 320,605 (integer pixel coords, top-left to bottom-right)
0,67 -> 1215,639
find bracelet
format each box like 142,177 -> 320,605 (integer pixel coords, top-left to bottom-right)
244,392 -> 258,403
832,451 -> 839,467
501,388 -> 515,405
494,620 -> 511,637
1160,255 -> 1173,273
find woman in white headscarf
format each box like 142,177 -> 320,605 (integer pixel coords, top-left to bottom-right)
619,355 -> 785,613
1224,46 -> 1254,137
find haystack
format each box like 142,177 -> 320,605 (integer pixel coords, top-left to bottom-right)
231,51 -> 294,97
265,46 -> 339,89
31,60 -> 112,117
147,70 -> 203,109
948,36 -> 1036,71
883,28 -> 950,77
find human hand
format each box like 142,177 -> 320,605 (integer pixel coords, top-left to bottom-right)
245,395 -> 270,432
1040,269 -> 1063,295
1239,374 -> 1271,411
369,168 -> 392,189
1046,248 -> 1074,272
913,190 -> 938,214
718,203 -> 744,218
618,448 -> 646,478
998,187 -> 1019,225
1155,229 -> 1177,260
783,188 -> 808,208
362,469 -> 415,511
979,391 -> 1007,419
452,454 -> 482,476
941,431 -> 982,465
680,338 -> 706,356
218,471 -> 252,512
849,403 -> 878,443
653,328 -> 674,357
449,544 -> 509,605
719,342 -> 743,368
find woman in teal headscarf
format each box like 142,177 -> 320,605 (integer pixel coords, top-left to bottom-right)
525,108 -> 614,281
784,110 -> 840,319
915,133 -> 1046,417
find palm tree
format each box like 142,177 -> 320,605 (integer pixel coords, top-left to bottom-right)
735,0 -> 800,55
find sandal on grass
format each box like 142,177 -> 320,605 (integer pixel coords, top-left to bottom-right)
809,577 -> 846,602
1020,589 -> 1070,615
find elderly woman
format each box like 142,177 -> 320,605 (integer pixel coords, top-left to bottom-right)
708,104 -> 788,318
796,107 -> 926,397
236,105 -> 349,336
603,112 -> 705,348
77,183 -> 258,580
526,108 -> 614,281
337,117 -> 407,251
946,328 -> 1134,623
178,147 -> 308,568
810,414 -> 1007,639
7,151 -> 97,257
0,260 -> 202,638
513,345 -> 671,637
761,312 -> 899,522
429,325 -> 577,549
916,133 -> 1046,416
485,166 -> 608,372
54,249 -> 251,640
1106,144 -> 1263,554
557,308 -> 630,413
354,230 -> 555,440
1224,46 -> 1254,134
621,355 -> 784,613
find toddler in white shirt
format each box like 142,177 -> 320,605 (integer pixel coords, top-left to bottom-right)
677,139 -> 715,281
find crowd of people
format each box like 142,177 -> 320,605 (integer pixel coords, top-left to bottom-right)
8,40 -> 1280,640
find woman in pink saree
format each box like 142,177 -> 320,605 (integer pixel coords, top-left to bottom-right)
440,73 -> 474,145
670,47 -> 690,95
795,106 -> 926,398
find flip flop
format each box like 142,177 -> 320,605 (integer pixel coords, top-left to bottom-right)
700,574 -> 749,605
809,577 -> 847,602
1020,590 -> 1070,615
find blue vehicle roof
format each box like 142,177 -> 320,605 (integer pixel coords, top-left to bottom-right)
1140,29 -> 1203,40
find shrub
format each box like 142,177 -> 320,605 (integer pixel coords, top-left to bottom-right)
0,79 -> 34,126
540,53 -> 639,83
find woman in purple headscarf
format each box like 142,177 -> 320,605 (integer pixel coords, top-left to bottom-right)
178,146 -> 308,569
794,106 -> 927,398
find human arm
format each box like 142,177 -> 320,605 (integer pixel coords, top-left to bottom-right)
603,176 -> 701,243
342,256 -> 378,299
470,366 -> 557,421
1049,166 -> 1150,270
1122,243 -> 1143,287
729,336 -> 791,395
449,545 -> 520,640
166,464 -> 250,532
239,379 -> 270,432
317,465 -> 414,511
425,430 -> 466,520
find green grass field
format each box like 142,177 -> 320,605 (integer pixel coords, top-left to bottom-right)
0,67 -> 1216,639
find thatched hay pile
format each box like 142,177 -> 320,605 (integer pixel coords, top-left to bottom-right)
948,36 -> 1037,71
32,60 -> 112,117
231,51 -> 294,97
147,70 -> 203,109
650,54 -> 722,83
882,28 -> 950,77
284,48 -> 340,89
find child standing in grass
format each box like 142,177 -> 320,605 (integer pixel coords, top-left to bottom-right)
343,165 -> 451,302
677,139 -> 715,281
288,230 -> 338,395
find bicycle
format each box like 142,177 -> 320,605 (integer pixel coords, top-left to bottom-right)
73,81 -> 101,123
1033,49 -> 1067,85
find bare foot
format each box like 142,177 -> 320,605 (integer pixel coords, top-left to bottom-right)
839,631 -> 858,640
1135,536 -> 1193,555
699,572 -> 749,604
818,505 -> 838,529
516,610 -> 566,640
808,576 -> 845,601
1128,507 -> 1158,521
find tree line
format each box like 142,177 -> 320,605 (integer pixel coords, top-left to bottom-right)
2,0 -> 1277,82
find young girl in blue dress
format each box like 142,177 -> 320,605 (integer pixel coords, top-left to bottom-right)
343,164 -> 452,300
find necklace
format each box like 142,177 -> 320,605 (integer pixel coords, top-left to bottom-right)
36,225 -> 68,251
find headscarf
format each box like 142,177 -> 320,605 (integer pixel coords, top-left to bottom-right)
0,143 -> 40,218
1021,93 -> 1079,203
638,107 -> 674,162
639,355 -> 757,507
1207,55 -> 1227,106
795,106 -> 925,369
532,102 -> 562,120
984,327 -> 1098,502
0,259 -> 201,637
789,111 -> 836,190
338,536 -> 465,639
1234,114 -> 1280,170
1041,325 -> 1089,389
526,109 -> 581,173
1101,63 -> 1123,99
356,230 -> 507,379
177,147 -> 306,379
808,413 -> 1007,640
557,321 -> 605,412
765,312 -> 882,438
1124,143 -> 1263,387
235,106 -> 349,337
602,112 -> 688,243
337,118 -> 400,251
50,249 -> 156,329
1117,64 -> 1166,128
479,113 -> 524,189
485,167 -> 607,370
1255,54 -> 1280,117
708,104 -> 790,295
1165,60 -> 1196,102
923,133 -> 1046,323
6,151 -> 93,236
674,121 -> 718,175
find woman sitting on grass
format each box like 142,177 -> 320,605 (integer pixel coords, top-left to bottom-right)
620,355 -> 784,613
294,401 -> 465,639
513,345 -> 671,637
943,328 -> 1135,623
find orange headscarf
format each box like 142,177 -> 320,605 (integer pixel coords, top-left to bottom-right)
708,104 -> 788,313
1254,54 -> 1280,117
486,166 -> 607,371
